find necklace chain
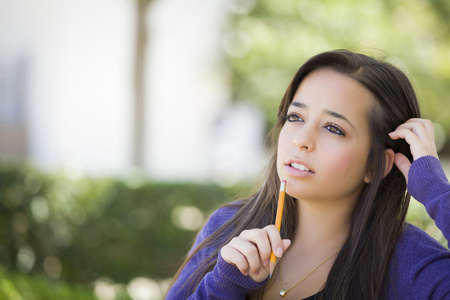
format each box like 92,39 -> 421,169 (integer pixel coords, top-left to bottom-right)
278,250 -> 340,297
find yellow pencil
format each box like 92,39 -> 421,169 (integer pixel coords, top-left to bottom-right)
269,180 -> 286,278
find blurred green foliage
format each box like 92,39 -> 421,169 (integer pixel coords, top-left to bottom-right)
225,0 -> 450,153
0,161 -> 249,288
0,264 -> 97,300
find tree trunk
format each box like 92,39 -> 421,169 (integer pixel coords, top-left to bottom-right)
133,0 -> 153,167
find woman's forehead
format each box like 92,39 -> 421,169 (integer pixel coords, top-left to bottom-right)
291,69 -> 375,120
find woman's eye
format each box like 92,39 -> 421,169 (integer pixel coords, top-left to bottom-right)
285,113 -> 303,122
325,124 -> 345,136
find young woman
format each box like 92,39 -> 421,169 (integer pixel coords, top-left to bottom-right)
165,50 -> 450,299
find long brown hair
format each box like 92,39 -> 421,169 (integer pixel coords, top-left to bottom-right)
167,50 -> 420,299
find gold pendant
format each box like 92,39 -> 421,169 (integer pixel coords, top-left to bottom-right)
279,289 -> 287,297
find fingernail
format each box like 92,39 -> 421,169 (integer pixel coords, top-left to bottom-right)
276,247 -> 283,257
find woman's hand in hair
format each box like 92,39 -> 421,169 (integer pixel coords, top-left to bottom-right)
220,225 -> 291,283
389,118 -> 439,182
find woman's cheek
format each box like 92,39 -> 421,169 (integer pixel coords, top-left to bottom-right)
329,146 -> 370,185
327,149 -> 361,175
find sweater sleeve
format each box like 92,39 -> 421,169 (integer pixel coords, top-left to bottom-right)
165,206 -> 266,299
407,155 -> 450,247
391,225 -> 450,300
387,156 -> 450,299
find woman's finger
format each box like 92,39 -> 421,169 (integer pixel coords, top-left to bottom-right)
389,125 -> 438,160
401,118 -> 435,136
263,224 -> 285,258
236,230 -> 267,275
221,227 -> 291,282
389,128 -> 425,159
394,152 -> 411,182
222,228 -> 274,276
221,241 -> 250,275
239,229 -> 272,269
393,119 -> 434,143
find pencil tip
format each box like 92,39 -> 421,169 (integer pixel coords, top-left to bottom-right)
269,273 -> 272,279
269,262 -> 275,278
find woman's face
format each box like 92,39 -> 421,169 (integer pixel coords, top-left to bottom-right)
277,69 -> 374,205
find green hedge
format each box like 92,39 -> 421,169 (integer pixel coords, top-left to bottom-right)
0,265 -> 97,300
0,161 -> 445,296
0,161 -> 249,285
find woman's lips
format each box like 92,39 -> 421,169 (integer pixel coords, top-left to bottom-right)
285,161 -> 315,177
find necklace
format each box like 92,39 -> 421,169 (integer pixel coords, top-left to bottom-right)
278,250 -> 340,297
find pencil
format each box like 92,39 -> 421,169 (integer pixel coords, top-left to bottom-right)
269,180 -> 286,278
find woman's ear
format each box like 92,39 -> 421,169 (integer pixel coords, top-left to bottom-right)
383,149 -> 395,178
364,149 -> 396,183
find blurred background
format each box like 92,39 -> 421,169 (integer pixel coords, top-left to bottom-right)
0,0 -> 449,299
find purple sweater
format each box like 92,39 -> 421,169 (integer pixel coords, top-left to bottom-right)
166,156 -> 450,299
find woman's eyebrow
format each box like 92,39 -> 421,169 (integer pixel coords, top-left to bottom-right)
290,102 -> 306,109
289,101 -> 355,128
323,109 -> 355,128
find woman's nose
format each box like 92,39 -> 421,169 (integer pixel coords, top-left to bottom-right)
293,124 -> 316,151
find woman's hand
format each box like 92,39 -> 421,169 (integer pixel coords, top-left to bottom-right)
220,225 -> 291,283
389,118 -> 439,182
